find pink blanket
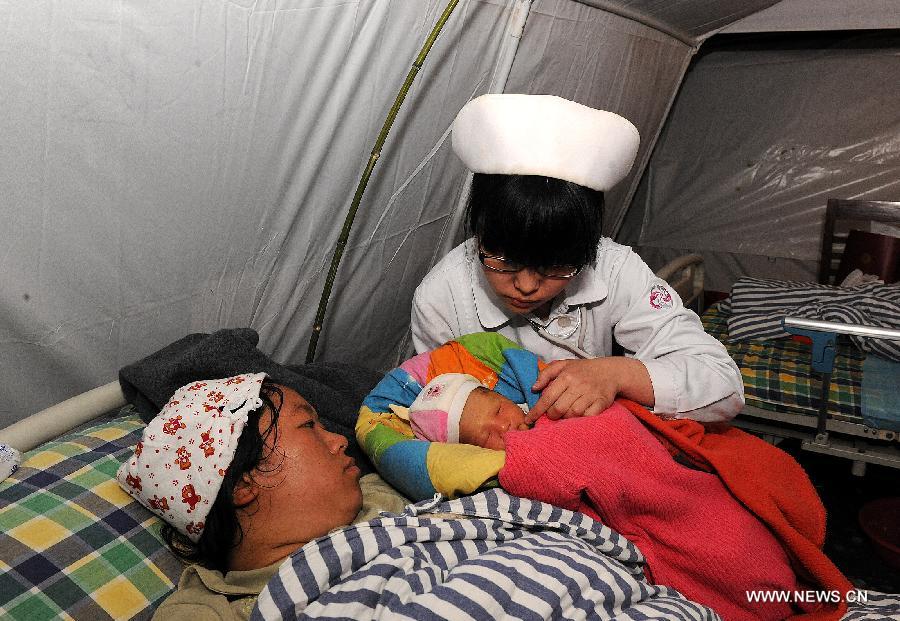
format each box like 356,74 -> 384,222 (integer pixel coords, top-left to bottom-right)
498,402 -> 800,621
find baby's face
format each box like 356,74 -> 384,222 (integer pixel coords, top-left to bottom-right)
459,387 -> 529,450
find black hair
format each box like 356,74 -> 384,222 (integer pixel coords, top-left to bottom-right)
162,380 -> 283,573
465,173 -> 605,269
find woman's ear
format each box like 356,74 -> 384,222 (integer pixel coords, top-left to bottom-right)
232,473 -> 259,507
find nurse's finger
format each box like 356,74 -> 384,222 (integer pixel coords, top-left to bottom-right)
532,360 -> 567,392
527,379 -> 568,422
546,387 -> 579,420
566,394 -> 596,418
583,399 -> 609,417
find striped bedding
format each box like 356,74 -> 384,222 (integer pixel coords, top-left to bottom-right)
252,489 -> 722,621
252,489 -> 900,620
703,301 -> 864,420
727,278 -> 900,362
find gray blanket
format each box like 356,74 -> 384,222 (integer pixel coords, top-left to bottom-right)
117,327 -> 381,475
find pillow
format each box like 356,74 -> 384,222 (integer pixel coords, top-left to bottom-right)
0,407 -> 182,621
355,332 -> 546,501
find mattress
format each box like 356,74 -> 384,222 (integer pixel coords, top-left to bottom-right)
702,301 -> 865,423
0,407 -> 182,621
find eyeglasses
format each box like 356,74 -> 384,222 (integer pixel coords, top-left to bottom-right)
478,250 -> 582,279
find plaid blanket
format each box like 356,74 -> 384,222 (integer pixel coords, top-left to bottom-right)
0,409 -> 181,621
702,302 -> 864,420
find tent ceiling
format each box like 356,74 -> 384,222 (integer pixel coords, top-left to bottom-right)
722,0 -> 900,33
574,0 -> 783,44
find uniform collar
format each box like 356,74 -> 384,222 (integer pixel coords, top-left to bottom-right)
466,238 -> 608,329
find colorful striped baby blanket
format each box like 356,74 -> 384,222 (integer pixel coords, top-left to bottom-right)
355,332 -> 546,501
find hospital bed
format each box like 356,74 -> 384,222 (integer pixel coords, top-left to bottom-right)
699,300 -> 900,475
2,245 -> 899,619
657,199 -> 900,475
4,365 -> 900,620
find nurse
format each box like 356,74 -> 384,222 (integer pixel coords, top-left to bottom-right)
410,94 -> 744,422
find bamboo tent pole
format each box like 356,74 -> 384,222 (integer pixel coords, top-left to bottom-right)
306,0 -> 462,363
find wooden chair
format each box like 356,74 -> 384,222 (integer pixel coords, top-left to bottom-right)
818,198 -> 900,285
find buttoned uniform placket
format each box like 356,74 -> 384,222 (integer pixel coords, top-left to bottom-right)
527,301 -> 587,355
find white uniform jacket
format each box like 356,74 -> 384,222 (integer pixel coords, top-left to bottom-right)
411,238 -> 744,422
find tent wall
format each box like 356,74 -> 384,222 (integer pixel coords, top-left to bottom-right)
0,0 -> 858,427
0,0 -> 710,425
503,0 -> 696,239
624,31 -> 900,292
0,0 -> 517,427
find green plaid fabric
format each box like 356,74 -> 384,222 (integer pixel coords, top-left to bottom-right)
702,303 -> 864,420
0,407 -> 182,620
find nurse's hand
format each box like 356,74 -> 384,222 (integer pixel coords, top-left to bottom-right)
525,357 -> 654,423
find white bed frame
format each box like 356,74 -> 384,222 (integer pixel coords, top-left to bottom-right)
0,381 -> 126,453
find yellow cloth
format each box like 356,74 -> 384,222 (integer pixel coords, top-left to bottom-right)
152,473 -> 409,621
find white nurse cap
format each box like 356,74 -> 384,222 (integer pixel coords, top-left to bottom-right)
451,94 -> 640,192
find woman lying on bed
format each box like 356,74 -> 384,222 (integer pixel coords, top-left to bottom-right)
116,372 -> 409,620
117,371 -> 728,621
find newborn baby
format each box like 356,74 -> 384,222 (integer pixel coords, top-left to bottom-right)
408,373 -> 528,450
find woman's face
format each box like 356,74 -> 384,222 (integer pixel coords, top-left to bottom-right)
482,267 -> 569,318
250,386 -> 363,546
